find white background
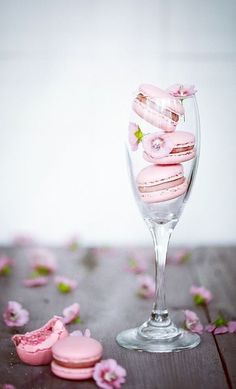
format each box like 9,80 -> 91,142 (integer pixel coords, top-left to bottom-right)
0,0 -> 235,246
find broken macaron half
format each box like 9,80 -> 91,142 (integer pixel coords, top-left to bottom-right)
12,316 -> 68,365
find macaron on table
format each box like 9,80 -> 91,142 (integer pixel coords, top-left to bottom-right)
51,335 -> 103,380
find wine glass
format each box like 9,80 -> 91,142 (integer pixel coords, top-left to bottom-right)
116,84 -> 200,352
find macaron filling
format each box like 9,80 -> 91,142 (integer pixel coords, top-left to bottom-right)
52,357 -> 100,368
136,93 -> 180,122
170,145 -> 194,154
138,177 -> 185,193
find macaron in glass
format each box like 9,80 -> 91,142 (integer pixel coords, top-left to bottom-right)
132,84 -> 184,132
143,131 -> 195,165
51,335 -> 103,380
136,164 -> 187,203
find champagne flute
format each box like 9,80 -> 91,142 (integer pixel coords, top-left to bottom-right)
116,84 -> 200,352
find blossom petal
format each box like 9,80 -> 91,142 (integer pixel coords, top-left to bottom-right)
142,132 -> 174,160
190,285 -> 213,304
62,303 -> 80,324
23,277 -> 48,287
205,324 -> 216,333
55,276 -> 78,293
167,84 -> 197,98
29,248 -> 57,274
167,249 -> 191,265
214,326 -> 228,334
93,359 -> 126,389
184,310 -> 203,334
137,275 -> 155,299
3,301 -> 29,327
228,321 -> 236,333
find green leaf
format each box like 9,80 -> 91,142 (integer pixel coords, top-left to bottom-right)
128,258 -> 137,268
134,127 -> 143,143
69,242 -> 79,252
35,266 -> 50,276
72,316 -> 81,324
0,266 -> 11,276
30,270 -> 43,279
193,294 -> 205,305
58,283 -> 71,293
214,314 -> 227,327
182,253 -> 192,263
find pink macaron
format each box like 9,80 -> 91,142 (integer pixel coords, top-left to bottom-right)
12,316 -> 68,366
136,164 -> 187,203
132,84 -> 184,132
51,335 -> 103,380
143,131 -> 196,165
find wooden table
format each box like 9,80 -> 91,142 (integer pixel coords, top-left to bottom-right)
0,246 -> 235,389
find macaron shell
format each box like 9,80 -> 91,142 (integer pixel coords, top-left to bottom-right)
138,84 -> 184,115
137,164 -> 184,187
143,148 -> 196,165
15,347 -> 53,366
51,360 -> 94,380
139,178 -> 188,203
142,131 -> 196,165
133,99 -> 176,132
52,336 -> 103,366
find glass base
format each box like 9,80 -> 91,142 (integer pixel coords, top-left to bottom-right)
116,320 -> 201,353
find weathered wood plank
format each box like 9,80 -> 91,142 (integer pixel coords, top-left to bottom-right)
0,246 -> 232,389
191,246 -> 236,388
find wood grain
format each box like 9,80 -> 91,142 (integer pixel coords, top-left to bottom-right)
0,246 -> 235,389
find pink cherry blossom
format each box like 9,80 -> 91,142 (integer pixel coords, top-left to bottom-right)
93,359 -> 126,389
184,309 -> 203,334
137,275 -> 155,299
228,321 -> 236,333
70,328 -> 91,337
62,303 -> 80,324
13,234 -> 35,246
205,324 -> 216,333
167,249 -> 191,265
22,276 -> 48,287
67,235 -> 80,252
3,301 -> 29,327
190,285 -> 213,305
0,255 -> 13,276
128,122 -> 143,151
126,251 -> 147,274
214,326 -> 228,334
142,132 -> 174,159
3,385 -> 16,389
167,84 -> 197,98
30,248 -> 57,275
205,316 -> 236,334
55,275 -> 78,293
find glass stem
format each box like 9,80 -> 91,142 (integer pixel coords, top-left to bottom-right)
147,220 -> 175,325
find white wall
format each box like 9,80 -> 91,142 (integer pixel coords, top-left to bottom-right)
0,0 -> 235,245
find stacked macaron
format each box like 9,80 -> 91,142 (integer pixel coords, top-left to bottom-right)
131,84 -> 196,203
